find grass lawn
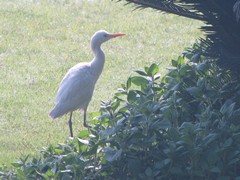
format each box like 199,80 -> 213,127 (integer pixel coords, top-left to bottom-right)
0,0 -> 203,164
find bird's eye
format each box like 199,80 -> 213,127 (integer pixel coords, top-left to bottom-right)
104,34 -> 108,38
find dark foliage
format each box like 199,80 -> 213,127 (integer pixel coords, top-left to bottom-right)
1,41 -> 240,179
120,0 -> 240,71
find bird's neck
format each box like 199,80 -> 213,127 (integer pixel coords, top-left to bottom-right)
90,45 -> 105,81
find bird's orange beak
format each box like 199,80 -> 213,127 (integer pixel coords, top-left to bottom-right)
110,33 -> 126,38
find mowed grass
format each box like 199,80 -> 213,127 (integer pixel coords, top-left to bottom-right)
0,0 -> 203,164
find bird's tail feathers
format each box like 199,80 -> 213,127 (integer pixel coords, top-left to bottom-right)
49,108 -> 57,119
49,106 -> 64,119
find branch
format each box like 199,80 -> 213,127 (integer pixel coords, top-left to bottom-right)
233,0 -> 240,22
126,0 -> 206,21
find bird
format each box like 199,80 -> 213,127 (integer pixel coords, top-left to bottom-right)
49,30 -> 125,137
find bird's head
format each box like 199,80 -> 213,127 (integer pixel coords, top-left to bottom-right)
91,30 -> 125,48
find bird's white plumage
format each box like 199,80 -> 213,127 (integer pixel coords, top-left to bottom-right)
50,62 -> 95,118
49,30 -> 125,136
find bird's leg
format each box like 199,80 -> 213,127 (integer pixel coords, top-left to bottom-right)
83,109 -> 91,128
69,112 -> 73,137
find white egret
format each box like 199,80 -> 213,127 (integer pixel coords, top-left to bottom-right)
49,30 -> 125,137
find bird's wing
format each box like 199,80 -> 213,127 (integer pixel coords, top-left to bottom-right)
55,63 -> 95,112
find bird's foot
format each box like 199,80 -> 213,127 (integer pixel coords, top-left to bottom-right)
84,123 -> 92,129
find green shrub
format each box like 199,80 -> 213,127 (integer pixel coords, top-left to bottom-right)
1,40 -> 240,179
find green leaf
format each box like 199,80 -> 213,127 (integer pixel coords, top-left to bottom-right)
220,101 -> 235,117
186,86 -> 202,97
152,120 -> 171,129
118,104 -> 128,113
179,65 -> 191,76
89,111 -> 101,119
203,133 -> 218,146
11,162 -> 24,168
104,147 -> 122,162
89,119 -> 99,125
190,52 -> 201,63
127,90 -> 137,103
135,70 -> 148,76
77,130 -> 89,139
45,170 -> 55,178
170,83 -> 180,91
144,66 -> 149,74
177,56 -> 185,66
131,76 -> 149,86
196,61 -> 209,72
112,99 -> 120,112
83,144 -> 98,156
126,77 -> 131,90
172,59 -> 178,67
103,127 -> 115,138
147,63 -> 159,77
121,83 -> 126,89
